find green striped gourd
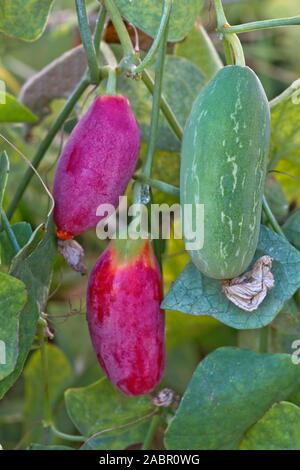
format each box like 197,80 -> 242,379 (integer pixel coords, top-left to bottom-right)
180,65 -> 270,279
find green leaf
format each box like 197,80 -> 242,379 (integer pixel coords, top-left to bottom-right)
240,402 -> 300,450
174,25 -> 223,80
270,80 -> 300,202
115,0 -> 204,42
0,0 -> 54,41
162,225 -> 300,329
65,377 -> 154,450
283,209 -> 300,251
24,344 -> 73,441
268,300 -> 300,354
0,272 -> 27,380
264,176 -> 289,221
0,221 -> 56,399
0,93 -> 38,123
118,55 -> 205,152
65,377 -> 153,435
164,347 -> 300,450
27,444 -> 74,450
81,422 -> 149,450
0,222 -> 32,266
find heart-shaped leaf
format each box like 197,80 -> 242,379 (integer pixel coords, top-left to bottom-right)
81,422 -> 149,450
270,79 -> 300,201
174,25 -> 223,80
65,377 -> 154,436
164,347 -> 300,450
240,402 -> 300,450
0,222 -> 32,266
118,55 -> 205,152
283,208 -> 300,250
162,226 -> 300,329
0,220 -> 55,398
264,176 -> 289,221
0,0 -> 54,41
0,272 -> 27,380
115,0 -> 204,42
65,377 -> 154,450
0,93 -> 38,123
24,344 -> 73,443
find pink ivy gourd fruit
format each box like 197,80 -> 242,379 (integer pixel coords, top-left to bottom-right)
53,95 -> 140,239
87,238 -> 165,396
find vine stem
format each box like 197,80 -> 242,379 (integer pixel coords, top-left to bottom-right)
222,15 -> 300,34
214,0 -> 227,30
142,20 -> 169,179
133,175 -> 179,198
102,0 -> 182,141
142,70 -> 183,141
213,0 -> 245,66
38,321 -> 85,442
141,414 -> 161,450
225,34 -> 246,67
93,6 -> 107,55
103,0 -> 134,57
39,334 -> 52,426
133,0 -> 173,75
262,196 -> 286,238
1,209 -> 20,253
132,1 -> 169,208
50,424 -> 85,443
259,327 -> 269,354
75,0 -> 99,83
106,68 -> 117,95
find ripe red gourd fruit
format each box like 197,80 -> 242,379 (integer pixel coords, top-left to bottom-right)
87,238 -> 165,396
53,95 -> 140,239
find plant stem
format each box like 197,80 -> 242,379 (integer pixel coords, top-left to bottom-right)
223,38 -> 234,65
75,0 -> 99,83
133,0 -> 173,75
50,424 -> 85,443
141,414 -> 161,450
262,195 -> 286,238
102,0 -> 182,141
214,0 -> 227,30
213,0 -> 245,66
133,175 -> 180,198
142,70 -> 183,141
7,77 -> 89,219
1,209 -> 20,253
142,21 -> 169,179
106,68 -> 117,95
226,34 -> 246,66
103,0 -> 134,57
93,5 -> 107,54
259,327 -> 269,353
40,337 -> 52,426
222,15 -> 300,34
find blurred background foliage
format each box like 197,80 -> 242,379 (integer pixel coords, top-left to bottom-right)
0,0 -> 300,449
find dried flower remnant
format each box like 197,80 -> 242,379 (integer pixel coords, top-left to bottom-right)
221,256 -> 274,312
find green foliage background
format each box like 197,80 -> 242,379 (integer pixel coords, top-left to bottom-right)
0,0 -> 300,450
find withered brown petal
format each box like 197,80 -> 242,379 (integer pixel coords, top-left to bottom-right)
57,239 -> 87,275
221,256 -> 275,312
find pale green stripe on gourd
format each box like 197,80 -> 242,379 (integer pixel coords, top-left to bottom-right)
181,65 -> 270,279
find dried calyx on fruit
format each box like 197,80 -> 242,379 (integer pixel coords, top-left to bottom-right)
53,95 -> 140,239
87,238 -> 165,396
